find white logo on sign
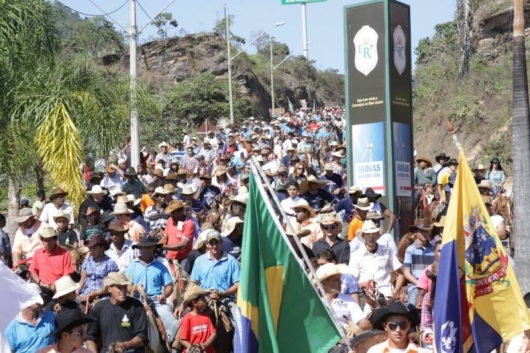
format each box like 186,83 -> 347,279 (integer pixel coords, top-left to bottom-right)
393,25 -> 406,75
440,321 -> 458,353
353,25 -> 378,76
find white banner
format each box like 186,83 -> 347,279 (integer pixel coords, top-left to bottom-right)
395,161 -> 412,197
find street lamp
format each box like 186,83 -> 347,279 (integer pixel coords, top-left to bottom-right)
270,41 -> 312,116
225,7 -> 285,124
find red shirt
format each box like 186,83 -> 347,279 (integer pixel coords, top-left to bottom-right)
180,312 -> 216,353
164,218 -> 195,261
29,245 -> 73,285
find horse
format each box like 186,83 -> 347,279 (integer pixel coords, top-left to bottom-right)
397,232 -> 416,263
416,185 -> 437,220
132,284 -> 169,353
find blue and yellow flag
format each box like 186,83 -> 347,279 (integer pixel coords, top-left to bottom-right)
235,170 -> 341,353
434,149 -> 530,352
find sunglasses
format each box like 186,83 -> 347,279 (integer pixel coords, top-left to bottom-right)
322,225 -> 337,230
297,167 -> 304,170
387,321 -> 408,331
279,173 -> 287,177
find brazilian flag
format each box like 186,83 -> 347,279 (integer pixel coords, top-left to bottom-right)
287,97 -> 295,113
235,171 -> 341,353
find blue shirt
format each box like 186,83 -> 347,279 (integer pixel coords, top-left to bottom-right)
126,258 -> 173,297
334,197 -> 355,222
404,242 -> 435,279
341,273 -> 360,295
80,254 -> 119,296
320,173 -> 343,194
222,236 -> 242,262
191,252 -> 240,295
5,310 -> 55,353
302,188 -> 336,210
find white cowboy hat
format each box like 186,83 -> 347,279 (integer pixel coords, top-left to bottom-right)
331,151 -> 345,158
126,194 -> 141,206
194,229 -> 216,250
355,220 -> 381,240
299,175 -> 328,194
87,185 -> 108,195
222,217 -> 244,236
53,210 -> 70,222
158,141 -> 169,148
152,186 -> 168,197
316,263 -> 341,281
284,222 -> 311,237
291,199 -> 316,218
111,203 -> 133,215
53,276 -> 79,299
181,185 -> 196,196
40,226 -> 57,239
354,197 -> 374,211
228,193 -> 248,205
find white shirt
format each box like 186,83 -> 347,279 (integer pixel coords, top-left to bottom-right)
102,173 -> 124,193
105,240 -> 138,272
349,244 -> 402,297
280,196 -> 301,224
349,232 -> 397,255
331,293 -> 365,329
183,134 -> 190,147
436,166 -> 450,184
39,203 -> 75,229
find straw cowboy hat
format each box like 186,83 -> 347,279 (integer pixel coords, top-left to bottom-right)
300,175 -> 328,194
126,194 -> 141,206
87,185 -> 108,196
53,210 -> 70,222
163,184 -> 177,195
409,218 -> 433,232
348,186 -> 362,194
433,216 -> 446,228
285,222 -> 311,237
46,310 -> 95,338
291,199 -> 316,218
371,301 -> 419,331
103,271 -> 131,287
151,169 -> 164,178
166,172 -> 178,181
14,209 -> 33,223
53,276 -> 79,299
181,185 -> 196,196
166,200 -> 186,214
477,179 -> 493,190
316,263 -> 341,282
415,156 -> 433,168
86,234 -> 109,250
50,187 -> 68,200
355,220 -> 382,240
228,193 -> 248,205
111,203 -> 133,216
158,141 -> 169,148
320,213 -> 341,226
354,197 -> 374,211
215,166 -> 227,176
40,226 -> 57,239
105,221 -> 128,233
222,217 -> 244,237
366,210 -> 384,221
194,229 -> 216,250
152,186 -> 168,197
182,283 -> 210,308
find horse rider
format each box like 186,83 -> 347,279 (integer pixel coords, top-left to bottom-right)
414,156 -> 436,208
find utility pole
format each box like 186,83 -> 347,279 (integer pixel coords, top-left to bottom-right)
129,0 -> 140,168
301,3 -> 308,59
226,5 -> 234,124
270,37 -> 275,116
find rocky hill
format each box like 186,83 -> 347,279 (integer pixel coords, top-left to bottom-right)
412,0 -> 530,172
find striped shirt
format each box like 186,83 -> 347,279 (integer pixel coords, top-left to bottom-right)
403,242 -> 435,279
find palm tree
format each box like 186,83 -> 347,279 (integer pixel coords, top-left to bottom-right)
512,0 -> 530,294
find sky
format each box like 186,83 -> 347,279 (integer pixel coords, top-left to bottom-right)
57,0 -> 456,73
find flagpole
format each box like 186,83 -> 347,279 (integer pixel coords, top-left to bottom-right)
444,117 -> 461,151
249,156 -> 349,341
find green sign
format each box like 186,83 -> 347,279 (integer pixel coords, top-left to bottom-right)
281,0 -> 326,5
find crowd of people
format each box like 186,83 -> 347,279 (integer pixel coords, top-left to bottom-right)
0,107 -> 522,353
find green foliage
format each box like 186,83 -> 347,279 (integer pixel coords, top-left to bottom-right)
152,12 -> 178,39
415,21 -> 458,65
449,95 -> 483,125
213,15 -> 245,46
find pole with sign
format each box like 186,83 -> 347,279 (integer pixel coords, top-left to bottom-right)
281,0 -> 326,59
344,0 -> 413,238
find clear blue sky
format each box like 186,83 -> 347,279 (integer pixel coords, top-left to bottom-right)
58,0 -> 456,72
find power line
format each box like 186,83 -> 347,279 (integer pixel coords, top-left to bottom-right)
56,0 -> 128,18
136,0 -> 153,22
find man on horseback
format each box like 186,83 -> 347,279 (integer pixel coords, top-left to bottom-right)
414,156 -> 436,209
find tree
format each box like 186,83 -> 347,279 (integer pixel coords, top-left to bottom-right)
512,0 -> 530,294
457,0 -> 473,79
213,15 -> 245,47
152,12 -> 178,39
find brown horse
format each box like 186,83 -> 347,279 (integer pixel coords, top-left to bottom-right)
416,185 -> 437,220
397,232 -> 416,263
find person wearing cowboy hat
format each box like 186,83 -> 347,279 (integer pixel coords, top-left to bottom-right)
485,156 -> 506,194
349,211 -> 398,255
316,250 -> 361,304
121,167 -> 147,200
347,197 -> 373,241
180,146 -> 200,177
321,163 -> 344,196
118,195 -> 151,233
86,271 -> 149,352
403,219 -> 435,307
316,263 -> 371,332
368,301 -> 426,352
12,208 -> 47,268
143,186 -> 170,233
291,199 -> 322,249
29,226 -> 74,287
199,138 -> 216,165
78,184 -> 112,228
438,158 -> 459,205
77,233 -> 118,303
333,186 -> 363,239
36,309 -> 95,353
212,165 -> 232,196
300,175 -> 337,214
0,214 -> 12,267
156,141 -> 177,165
414,156 -> 436,207
163,200 -> 196,263
473,163 -> 486,184
221,217 -> 244,261
179,284 -> 217,353
349,220 -> 404,300
45,276 -> 81,313
195,172 -> 221,211
182,228 -> 214,275
126,234 -> 178,344
39,187 -> 75,231
312,213 -> 350,264
364,187 -> 397,234
101,163 -> 125,195
433,152 -> 450,174
112,202 -> 146,243
54,210 -> 78,248
104,222 -> 138,272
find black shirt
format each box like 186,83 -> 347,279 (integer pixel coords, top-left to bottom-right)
78,197 -> 113,227
312,237 -> 351,264
86,297 -> 148,353
57,229 -> 78,247
45,299 -> 80,313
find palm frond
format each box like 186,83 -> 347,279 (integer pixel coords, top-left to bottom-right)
35,102 -> 86,210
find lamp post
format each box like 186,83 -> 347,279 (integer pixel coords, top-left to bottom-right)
225,10 -> 285,123
270,42 -> 311,117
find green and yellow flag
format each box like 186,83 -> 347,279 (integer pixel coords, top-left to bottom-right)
235,170 -> 341,353
287,97 -> 295,113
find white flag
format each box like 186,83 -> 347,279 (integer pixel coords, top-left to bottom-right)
0,262 -> 43,331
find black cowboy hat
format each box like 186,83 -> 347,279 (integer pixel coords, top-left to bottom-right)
371,301 -> 420,330
446,158 -> 459,166
47,310 -> 95,337
124,167 -> 137,176
363,187 -> 382,200
132,235 -> 163,249
98,211 -> 116,225
490,157 -> 501,164
435,153 -> 450,163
